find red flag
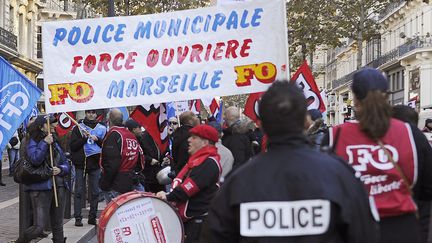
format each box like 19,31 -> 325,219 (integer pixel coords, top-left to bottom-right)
55,112 -> 76,136
291,61 -> 326,113
209,99 -> 219,115
243,92 -> 264,124
130,104 -> 169,153
189,100 -> 201,115
96,110 -> 108,123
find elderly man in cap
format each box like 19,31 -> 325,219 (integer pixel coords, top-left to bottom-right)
156,124 -> 221,243
70,109 -> 107,226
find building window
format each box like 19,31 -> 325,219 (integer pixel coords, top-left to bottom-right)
365,37 -> 381,64
387,69 -> 404,105
37,78 -> 44,91
37,26 -> 42,58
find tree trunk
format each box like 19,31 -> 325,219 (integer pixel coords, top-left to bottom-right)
309,51 -> 314,70
356,1 -> 365,70
108,0 -> 115,17
125,0 -> 130,16
301,43 -> 307,61
76,0 -> 85,19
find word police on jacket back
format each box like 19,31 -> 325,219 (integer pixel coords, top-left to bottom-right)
240,200 -> 330,237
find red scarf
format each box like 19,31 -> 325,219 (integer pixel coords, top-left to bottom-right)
172,145 -> 220,189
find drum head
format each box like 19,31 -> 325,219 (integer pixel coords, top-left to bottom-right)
98,191 -> 184,243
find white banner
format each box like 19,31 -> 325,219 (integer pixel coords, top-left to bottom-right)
42,0 -> 288,113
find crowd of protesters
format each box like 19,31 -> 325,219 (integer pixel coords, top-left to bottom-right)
3,67 -> 432,243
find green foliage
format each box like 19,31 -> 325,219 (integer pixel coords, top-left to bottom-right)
288,0 -> 391,71
329,0 -> 389,40
222,94 -> 249,109
287,0 -> 341,72
80,0 -> 210,16
327,0 -> 390,69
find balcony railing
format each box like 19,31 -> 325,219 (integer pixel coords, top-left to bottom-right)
332,71 -> 355,89
368,35 -> 432,68
379,0 -> 406,20
0,26 -> 17,51
332,35 -> 432,89
40,0 -> 77,13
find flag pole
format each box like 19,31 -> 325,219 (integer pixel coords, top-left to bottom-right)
47,117 -> 59,207
62,112 -> 89,177
63,112 -> 89,136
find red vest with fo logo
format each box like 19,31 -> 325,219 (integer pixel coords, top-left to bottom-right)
101,126 -> 144,173
330,119 -> 417,217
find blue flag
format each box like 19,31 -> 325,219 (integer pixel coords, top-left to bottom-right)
166,102 -> 176,119
0,56 -> 42,152
117,107 -> 129,120
216,100 -> 223,123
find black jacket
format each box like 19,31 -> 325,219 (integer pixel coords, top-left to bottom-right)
139,131 -> 162,184
99,129 -> 141,193
222,123 -> 253,170
202,134 -> 379,243
167,157 -> 220,219
69,119 -> 104,171
172,125 -> 193,174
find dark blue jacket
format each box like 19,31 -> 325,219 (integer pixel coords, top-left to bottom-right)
202,134 -> 379,243
25,138 -> 70,191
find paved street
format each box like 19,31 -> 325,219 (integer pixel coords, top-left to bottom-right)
0,154 -> 20,243
0,177 -> 20,243
0,157 -> 98,243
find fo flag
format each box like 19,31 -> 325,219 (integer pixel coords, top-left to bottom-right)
130,104 -> 169,152
244,92 -> 263,124
291,61 -> 326,113
55,112 -> 75,136
244,61 -> 325,123
0,56 -> 42,152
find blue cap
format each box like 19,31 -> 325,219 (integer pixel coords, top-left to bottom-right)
308,109 -> 322,121
352,68 -> 389,100
33,114 -> 57,127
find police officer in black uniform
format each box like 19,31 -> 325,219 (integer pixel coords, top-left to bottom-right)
201,81 -> 379,243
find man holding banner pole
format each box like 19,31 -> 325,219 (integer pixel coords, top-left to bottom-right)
69,109 -> 106,226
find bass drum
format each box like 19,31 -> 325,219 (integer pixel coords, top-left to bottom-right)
98,191 -> 184,243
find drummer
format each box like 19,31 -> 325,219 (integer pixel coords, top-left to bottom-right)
156,124 -> 221,243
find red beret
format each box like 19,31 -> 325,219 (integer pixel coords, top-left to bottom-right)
190,125 -> 219,143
